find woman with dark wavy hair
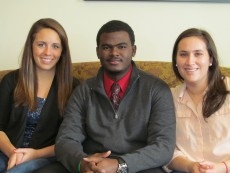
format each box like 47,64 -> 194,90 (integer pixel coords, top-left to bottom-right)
0,18 -> 79,173
167,28 -> 230,173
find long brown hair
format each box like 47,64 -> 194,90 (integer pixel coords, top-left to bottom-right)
172,28 -> 229,118
14,18 -> 73,116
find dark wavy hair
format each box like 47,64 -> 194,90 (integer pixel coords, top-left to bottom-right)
14,18 -> 73,116
172,28 -> 229,118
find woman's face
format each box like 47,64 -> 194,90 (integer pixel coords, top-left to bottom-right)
32,28 -> 62,72
176,36 -> 212,85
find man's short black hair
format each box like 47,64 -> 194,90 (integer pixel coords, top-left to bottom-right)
96,20 -> 135,46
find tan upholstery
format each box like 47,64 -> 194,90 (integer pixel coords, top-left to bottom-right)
1,61 -> 230,88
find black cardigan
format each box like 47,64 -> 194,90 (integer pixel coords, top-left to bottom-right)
0,70 -> 79,149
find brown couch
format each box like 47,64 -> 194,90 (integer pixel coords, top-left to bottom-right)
1,61 -> 230,87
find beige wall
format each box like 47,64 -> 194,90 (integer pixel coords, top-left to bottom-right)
1,0 -> 230,70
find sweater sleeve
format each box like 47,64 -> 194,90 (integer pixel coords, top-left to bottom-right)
0,71 -> 17,131
121,81 -> 176,173
55,85 -> 87,173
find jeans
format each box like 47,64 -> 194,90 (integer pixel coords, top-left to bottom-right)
0,152 -> 8,173
0,151 -> 55,173
32,161 -> 70,173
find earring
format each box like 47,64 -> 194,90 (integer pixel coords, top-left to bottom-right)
210,63 -> 212,66
176,64 -> 178,67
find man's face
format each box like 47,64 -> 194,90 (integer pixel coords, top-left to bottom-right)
97,31 -> 136,80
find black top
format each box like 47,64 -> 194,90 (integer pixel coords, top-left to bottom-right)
0,70 -> 79,149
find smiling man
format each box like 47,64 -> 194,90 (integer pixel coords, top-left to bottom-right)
54,20 -> 176,173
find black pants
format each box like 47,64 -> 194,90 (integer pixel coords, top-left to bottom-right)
137,167 -> 166,173
32,161 -> 166,173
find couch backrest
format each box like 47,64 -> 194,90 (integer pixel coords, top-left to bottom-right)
72,61 -> 181,87
0,70 -> 12,83
1,61 -> 230,88
71,61 -> 230,87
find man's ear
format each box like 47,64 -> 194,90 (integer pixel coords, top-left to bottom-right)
132,45 -> 137,57
96,47 -> 99,59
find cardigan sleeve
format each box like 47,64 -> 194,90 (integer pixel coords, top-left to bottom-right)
0,70 -> 18,131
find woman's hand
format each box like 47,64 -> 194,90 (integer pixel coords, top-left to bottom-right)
13,148 -> 38,164
7,149 -> 24,170
6,145 -> 54,170
199,161 -> 226,173
187,161 -> 202,173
